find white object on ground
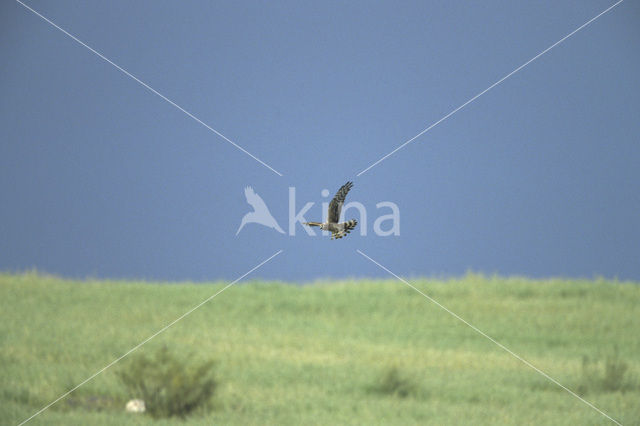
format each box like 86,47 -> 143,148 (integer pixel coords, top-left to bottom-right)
125,399 -> 145,413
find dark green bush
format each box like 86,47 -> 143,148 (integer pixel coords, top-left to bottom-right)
369,366 -> 419,398
117,346 -> 218,418
578,350 -> 635,394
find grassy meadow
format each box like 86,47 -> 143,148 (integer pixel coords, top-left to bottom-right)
1,272 -> 639,425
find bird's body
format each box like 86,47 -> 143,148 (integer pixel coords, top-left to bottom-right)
304,220 -> 358,239
304,181 -> 358,240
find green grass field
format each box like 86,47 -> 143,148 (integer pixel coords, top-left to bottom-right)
2,272 -> 639,425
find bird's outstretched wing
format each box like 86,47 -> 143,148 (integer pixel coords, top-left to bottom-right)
244,186 -> 269,212
328,181 -> 353,223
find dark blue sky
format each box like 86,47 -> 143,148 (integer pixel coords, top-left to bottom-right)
2,1 -> 639,282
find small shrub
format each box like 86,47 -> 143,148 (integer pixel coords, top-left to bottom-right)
578,350 -> 635,395
117,346 -> 218,419
369,366 -> 419,398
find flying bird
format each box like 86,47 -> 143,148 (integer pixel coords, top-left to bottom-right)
304,181 -> 358,240
236,187 -> 285,235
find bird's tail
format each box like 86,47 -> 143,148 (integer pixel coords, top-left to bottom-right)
344,219 -> 358,232
331,219 -> 358,240
303,222 -> 323,227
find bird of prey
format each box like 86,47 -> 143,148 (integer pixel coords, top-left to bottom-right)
304,181 -> 358,240
236,186 -> 285,235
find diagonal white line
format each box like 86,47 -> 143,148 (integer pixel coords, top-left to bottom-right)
18,249 -> 284,426
15,0 -> 284,177
356,0 -> 624,177
356,249 -> 621,425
